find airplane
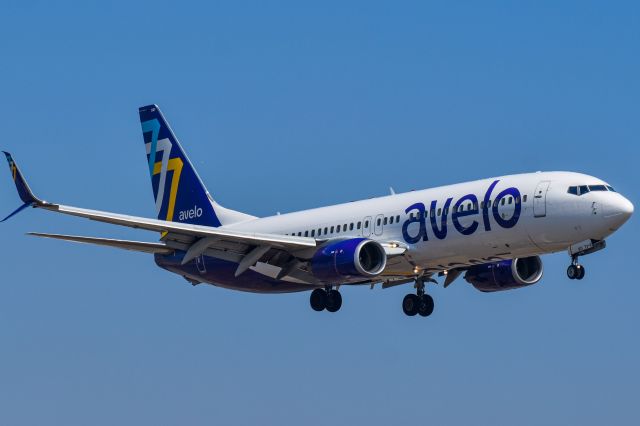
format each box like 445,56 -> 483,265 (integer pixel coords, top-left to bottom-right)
2,105 -> 634,317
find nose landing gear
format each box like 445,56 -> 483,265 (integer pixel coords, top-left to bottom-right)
567,264 -> 585,280
567,259 -> 586,280
402,278 -> 435,317
566,239 -> 607,281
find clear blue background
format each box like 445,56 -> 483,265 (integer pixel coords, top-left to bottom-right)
1,1 -> 638,425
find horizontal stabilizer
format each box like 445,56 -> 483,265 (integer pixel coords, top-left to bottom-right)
28,232 -> 175,254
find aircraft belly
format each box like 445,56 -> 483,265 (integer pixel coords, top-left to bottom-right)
154,253 -> 316,294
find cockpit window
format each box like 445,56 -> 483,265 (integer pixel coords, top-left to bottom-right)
569,184 -> 616,196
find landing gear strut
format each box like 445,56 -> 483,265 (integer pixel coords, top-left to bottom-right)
567,256 -> 586,280
310,287 -> 342,313
402,278 -> 434,317
566,239 -> 606,281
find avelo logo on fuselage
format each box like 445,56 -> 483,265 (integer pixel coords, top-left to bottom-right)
178,205 -> 203,221
402,180 -> 521,244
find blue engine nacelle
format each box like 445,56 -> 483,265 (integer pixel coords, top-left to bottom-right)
464,256 -> 544,292
311,238 -> 387,282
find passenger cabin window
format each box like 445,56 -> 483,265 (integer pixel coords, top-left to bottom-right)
365,220 -> 369,227
357,221 -> 361,229
310,230 -> 315,237
383,217 -> 388,225
330,226 -> 334,233
350,223 -> 354,231
523,195 -> 528,202
304,231 -> 309,237
337,225 -> 341,232
396,215 -> 400,222
437,208 -> 442,216
324,227 -> 328,234
377,218 -> 381,226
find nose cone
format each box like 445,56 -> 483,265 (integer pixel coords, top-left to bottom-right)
613,197 -> 633,222
604,195 -> 634,229
621,197 -> 634,220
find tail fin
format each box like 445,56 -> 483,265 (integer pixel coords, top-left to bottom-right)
138,105 -> 254,227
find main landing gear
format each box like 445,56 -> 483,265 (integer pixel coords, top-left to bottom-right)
310,287 -> 342,313
402,278 -> 434,317
567,257 -> 586,280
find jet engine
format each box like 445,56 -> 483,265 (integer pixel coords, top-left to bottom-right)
311,238 -> 387,282
464,256 -> 543,292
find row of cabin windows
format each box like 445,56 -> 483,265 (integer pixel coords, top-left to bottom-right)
285,195 -> 529,236
382,215 -> 401,226
290,222 -> 360,238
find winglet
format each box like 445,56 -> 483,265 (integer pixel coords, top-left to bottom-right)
2,152 -> 44,221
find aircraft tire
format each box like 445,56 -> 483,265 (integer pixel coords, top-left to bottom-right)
325,290 -> 342,313
418,294 -> 434,317
576,265 -> 586,280
310,288 -> 327,311
567,265 -> 579,280
402,294 -> 419,316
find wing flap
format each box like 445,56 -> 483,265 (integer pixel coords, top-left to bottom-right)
28,232 -> 175,254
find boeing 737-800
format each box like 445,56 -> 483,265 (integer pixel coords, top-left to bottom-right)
2,105 -> 634,317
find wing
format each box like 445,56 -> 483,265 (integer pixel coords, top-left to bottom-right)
3,152 -> 412,282
2,152 -> 319,276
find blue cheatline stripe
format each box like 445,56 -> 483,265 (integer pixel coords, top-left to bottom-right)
141,119 -> 161,176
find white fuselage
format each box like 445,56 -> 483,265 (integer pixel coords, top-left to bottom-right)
225,171 -> 633,280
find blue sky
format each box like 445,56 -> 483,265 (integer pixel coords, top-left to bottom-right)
0,1 -> 638,425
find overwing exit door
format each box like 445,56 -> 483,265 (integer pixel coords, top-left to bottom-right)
363,216 -> 372,237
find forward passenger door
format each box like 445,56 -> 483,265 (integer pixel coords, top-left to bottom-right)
533,181 -> 551,218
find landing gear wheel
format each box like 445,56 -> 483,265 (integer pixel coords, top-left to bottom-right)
576,265 -> 585,280
325,290 -> 342,313
418,294 -> 435,317
310,288 -> 327,311
567,265 -> 579,280
402,294 -> 420,316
